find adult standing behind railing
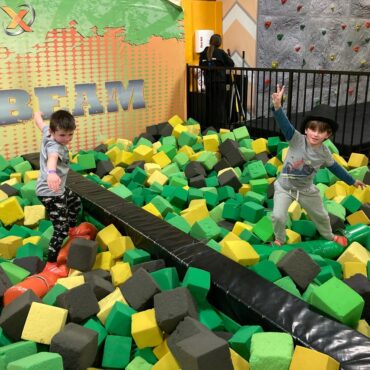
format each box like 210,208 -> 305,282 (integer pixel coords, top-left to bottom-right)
199,34 -> 234,130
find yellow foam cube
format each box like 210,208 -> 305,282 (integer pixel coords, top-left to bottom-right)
187,123 -> 201,136
332,153 -> 348,169
348,153 -> 369,168
230,348 -> 250,370
286,229 -> 302,244
352,187 -> 370,204
0,190 -> 8,202
131,308 -> 163,349
238,184 -> 251,196
152,351 -> 181,370
288,200 -> 301,221
10,172 -> 22,182
0,197 -> 24,226
337,242 -> 370,266
281,147 -> 289,162
147,170 -> 168,186
144,163 -> 161,175
116,138 -> 132,151
153,338 -> 169,359
22,236 -> 41,245
23,170 -> 40,183
178,145 -> 194,158
101,175 -> 117,185
104,138 -> 116,146
168,114 -> 184,127
356,320 -> 370,338
96,224 -> 122,251
105,146 -> 122,166
172,124 -> 187,138
152,141 -> 162,152
0,235 -> 23,259
342,262 -> 367,279
267,156 -> 283,167
203,134 -> 220,152
110,262 -> 132,286
219,232 -> 241,249
289,345 -> 339,370
1,178 -> 18,186
57,275 -> 85,289
133,145 -> 154,163
190,152 -> 203,161
346,210 -> 370,225
221,240 -> 260,267
232,221 -> 253,236
325,182 -> 348,200
23,205 -> 45,227
252,138 -> 269,154
109,167 -> 125,182
93,251 -> 114,271
97,287 -> 127,324
142,203 -> 163,219
21,302 -> 68,344
152,151 -> 171,169
181,204 -> 209,226
107,236 -> 133,259
119,151 -> 134,167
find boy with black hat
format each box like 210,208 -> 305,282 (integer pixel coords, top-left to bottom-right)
270,85 -> 365,247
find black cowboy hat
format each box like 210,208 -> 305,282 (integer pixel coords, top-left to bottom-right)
301,104 -> 338,133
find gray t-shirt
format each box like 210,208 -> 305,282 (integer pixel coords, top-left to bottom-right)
36,126 -> 70,196
278,130 -> 334,191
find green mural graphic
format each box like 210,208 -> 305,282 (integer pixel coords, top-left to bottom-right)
0,0 -> 184,53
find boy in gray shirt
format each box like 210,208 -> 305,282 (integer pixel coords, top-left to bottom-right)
35,110 -> 81,275
271,85 -> 365,247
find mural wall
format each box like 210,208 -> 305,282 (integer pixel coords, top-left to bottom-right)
0,0 -> 185,158
223,0 -> 258,67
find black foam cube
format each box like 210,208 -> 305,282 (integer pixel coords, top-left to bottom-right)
185,162 -> 206,179
154,287 -> 198,334
93,143 -> 108,153
277,249 -> 321,291
67,238 -> 98,272
50,322 -> 98,370
125,160 -> 145,173
0,266 -> 12,299
13,256 -> 44,275
95,160 -> 114,178
119,268 -> 161,311
0,290 -> 41,341
189,175 -> 206,188
0,184 -> 19,197
56,283 -> 99,323
344,274 -> 370,322
329,213 -> 345,232
217,169 -> 242,191
131,259 -> 166,274
214,158 -> 231,173
84,274 -> 114,301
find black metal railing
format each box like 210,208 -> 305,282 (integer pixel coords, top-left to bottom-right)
187,65 -> 370,156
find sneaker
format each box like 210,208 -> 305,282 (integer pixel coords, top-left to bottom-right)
271,240 -> 283,247
333,235 -> 348,247
43,262 -> 69,278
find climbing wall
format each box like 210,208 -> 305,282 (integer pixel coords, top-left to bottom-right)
257,0 -> 370,71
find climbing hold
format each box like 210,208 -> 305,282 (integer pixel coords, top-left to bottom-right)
265,20 -> 272,29
329,54 -> 336,61
281,0 -> 288,4
309,45 -> 315,52
341,24 -> 347,30
300,24 -> 305,31
277,33 -> 284,41
355,24 -> 361,32
365,21 -> 370,29
360,59 -> 367,66
264,79 -> 271,85
322,29 -> 327,35
347,41 -> 353,47
348,87 -> 354,95
297,5 -> 303,12
271,61 -> 279,69
353,45 -> 360,53
294,45 -> 301,52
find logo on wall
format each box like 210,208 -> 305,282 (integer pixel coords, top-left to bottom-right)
1,4 -> 35,36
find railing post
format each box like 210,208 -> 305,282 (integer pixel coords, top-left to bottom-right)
286,70 -> 294,121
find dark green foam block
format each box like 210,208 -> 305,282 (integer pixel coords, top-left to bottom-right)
23,153 -> 370,369
151,267 -> 180,291
275,276 -> 302,299
198,301 -> 225,331
165,213 -> 191,234
249,260 -> 282,282
229,325 -> 263,361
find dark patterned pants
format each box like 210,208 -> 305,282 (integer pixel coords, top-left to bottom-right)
38,189 -> 81,262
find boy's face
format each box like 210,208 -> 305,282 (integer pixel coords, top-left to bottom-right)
305,127 -> 330,148
50,128 -> 75,146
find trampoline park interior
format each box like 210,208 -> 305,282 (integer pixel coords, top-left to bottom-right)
1,1 -> 370,369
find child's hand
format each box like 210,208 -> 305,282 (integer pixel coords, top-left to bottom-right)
47,173 -> 61,193
34,111 -> 46,130
353,179 -> 366,190
272,84 -> 285,110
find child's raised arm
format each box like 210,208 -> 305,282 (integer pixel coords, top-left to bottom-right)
34,111 -> 46,131
271,84 -> 285,110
